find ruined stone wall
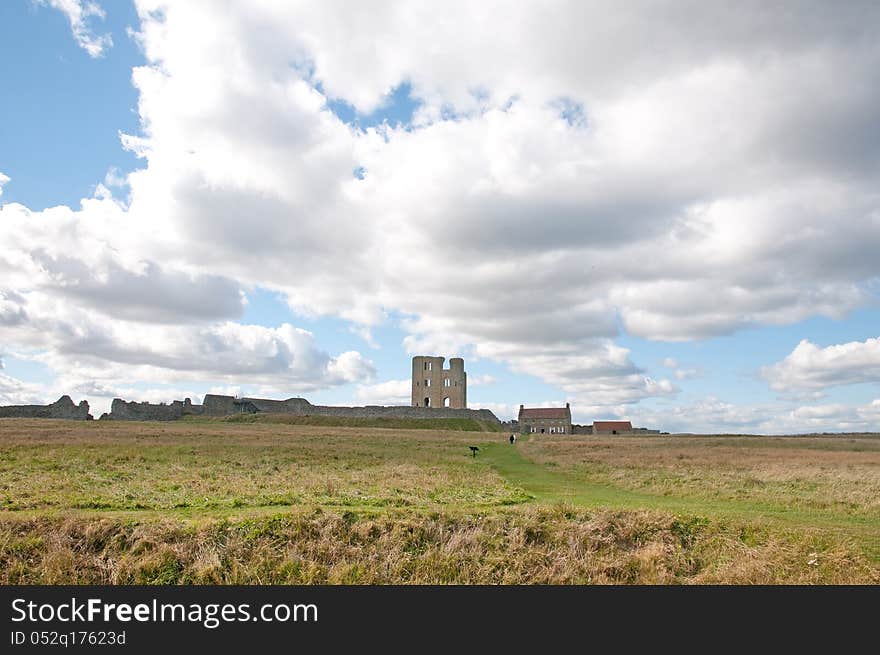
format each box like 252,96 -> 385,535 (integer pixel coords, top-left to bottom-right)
202,394 -> 236,416
1,391 -> 499,424
304,402 -> 496,423
0,396 -> 91,420
101,398 -> 204,421
201,395 -> 310,417
204,394 -> 498,423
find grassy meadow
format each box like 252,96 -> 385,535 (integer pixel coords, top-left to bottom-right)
0,418 -> 878,584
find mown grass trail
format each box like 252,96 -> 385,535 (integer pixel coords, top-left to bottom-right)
479,439 -> 880,562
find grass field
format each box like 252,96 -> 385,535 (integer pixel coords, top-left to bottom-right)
1,418 -> 878,584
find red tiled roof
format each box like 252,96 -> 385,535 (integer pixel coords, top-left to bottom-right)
519,407 -> 570,419
593,421 -> 633,431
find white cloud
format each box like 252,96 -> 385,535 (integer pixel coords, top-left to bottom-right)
662,357 -> 701,380
4,1 -> 880,428
42,0 -> 113,58
763,337 -> 880,392
469,374 -> 496,386
119,1 -> 880,377
629,395 -> 880,434
475,401 -> 517,421
0,200 -> 245,324
103,167 -> 127,188
349,325 -> 379,349
0,295 -> 376,392
353,379 -> 411,406
0,371 -> 48,406
0,172 -> 9,197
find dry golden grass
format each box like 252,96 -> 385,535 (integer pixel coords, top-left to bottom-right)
522,435 -> 880,516
0,420 -> 526,511
2,508 -> 876,584
1,420 -> 878,584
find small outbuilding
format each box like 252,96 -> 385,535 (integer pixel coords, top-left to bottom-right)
592,420 -> 633,435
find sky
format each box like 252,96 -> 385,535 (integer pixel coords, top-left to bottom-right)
1,0 -> 879,433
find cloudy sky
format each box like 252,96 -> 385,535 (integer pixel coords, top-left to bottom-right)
1,0 -> 879,433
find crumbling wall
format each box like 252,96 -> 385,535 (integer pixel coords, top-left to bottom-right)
203,394 -> 499,423
1,392 -> 500,424
0,395 -> 91,420
202,394 -> 309,416
101,398 -> 204,421
307,403 -> 499,423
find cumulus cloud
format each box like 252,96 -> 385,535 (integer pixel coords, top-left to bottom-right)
353,379 -> 411,406
661,357 -> 701,381
41,0 -> 113,58
0,371 -> 47,406
476,402 -> 517,421
763,338 -> 880,392
121,1 -> 880,389
0,172 -> 9,197
4,1 -> 880,428
0,290 -> 375,394
0,200 -> 246,323
629,395 -> 880,434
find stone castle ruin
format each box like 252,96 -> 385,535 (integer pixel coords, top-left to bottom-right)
100,397 -> 204,421
0,395 -> 92,420
0,354 -> 662,432
411,356 -> 466,408
95,393 -> 497,423
0,354 -> 497,424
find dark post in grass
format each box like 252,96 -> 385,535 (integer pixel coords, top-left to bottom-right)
469,446 -> 479,457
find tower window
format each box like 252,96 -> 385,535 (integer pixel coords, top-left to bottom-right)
425,379 -> 431,387
444,378 -> 451,387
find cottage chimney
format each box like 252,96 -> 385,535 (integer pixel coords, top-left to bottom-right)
519,404 -> 524,411
566,402 -> 570,409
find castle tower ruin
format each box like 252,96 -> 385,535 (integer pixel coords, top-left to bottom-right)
411,356 -> 467,408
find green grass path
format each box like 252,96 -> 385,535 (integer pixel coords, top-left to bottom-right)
480,440 -> 880,561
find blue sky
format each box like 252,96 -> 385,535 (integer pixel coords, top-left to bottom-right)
1,1 -> 879,432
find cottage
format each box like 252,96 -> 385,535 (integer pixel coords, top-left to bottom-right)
518,403 -> 572,435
